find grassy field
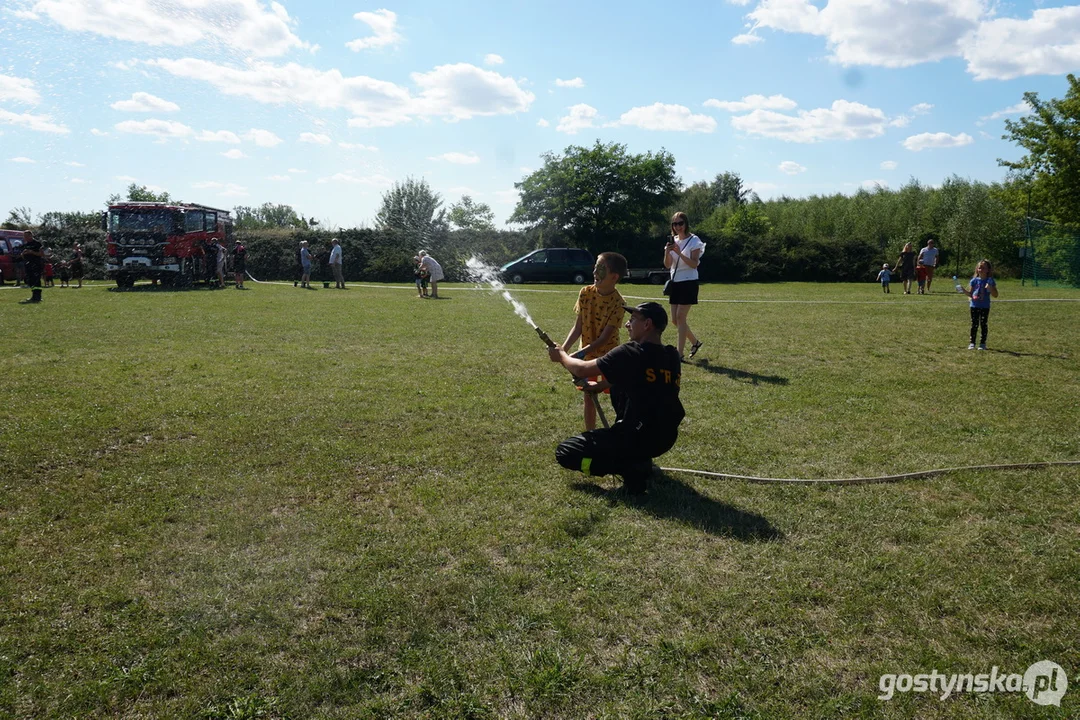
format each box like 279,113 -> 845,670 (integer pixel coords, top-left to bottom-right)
2,278 -> 1078,719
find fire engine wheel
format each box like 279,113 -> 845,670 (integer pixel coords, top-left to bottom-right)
116,274 -> 135,289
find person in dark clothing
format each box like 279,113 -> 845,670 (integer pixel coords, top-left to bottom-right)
548,301 -> 685,494
233,240 -> 247,289
20,231 -> 44,304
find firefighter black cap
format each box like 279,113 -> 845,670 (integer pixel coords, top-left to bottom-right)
623,301 -> 668,333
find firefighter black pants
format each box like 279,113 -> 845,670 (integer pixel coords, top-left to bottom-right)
556,425 -> 676,492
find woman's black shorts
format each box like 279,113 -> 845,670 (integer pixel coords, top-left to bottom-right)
667,279 -> 699,306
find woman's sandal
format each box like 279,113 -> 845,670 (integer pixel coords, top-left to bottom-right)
688,341 -> 704,358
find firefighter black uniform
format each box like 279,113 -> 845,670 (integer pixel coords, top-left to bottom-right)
20,232 -> 44,304
550,302 -> 686,494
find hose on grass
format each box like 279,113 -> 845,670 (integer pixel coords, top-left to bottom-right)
659,460 -> 1080,485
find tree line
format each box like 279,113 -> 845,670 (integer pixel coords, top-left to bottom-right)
6,76 -> 1077,283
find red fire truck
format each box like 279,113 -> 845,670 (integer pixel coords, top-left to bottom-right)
103,202 -> 233,287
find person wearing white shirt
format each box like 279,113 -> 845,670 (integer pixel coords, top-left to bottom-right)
418,250 -> 444,299
917,239 -> 939,293
329,238 -> 344,289
663,211 -> 706,361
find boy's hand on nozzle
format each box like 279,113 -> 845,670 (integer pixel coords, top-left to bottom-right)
548,346 -> 566,363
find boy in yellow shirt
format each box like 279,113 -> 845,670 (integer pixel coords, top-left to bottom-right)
560,252 -> 628,430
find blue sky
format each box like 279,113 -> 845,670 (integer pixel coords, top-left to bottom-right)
2,0 -> 1078,228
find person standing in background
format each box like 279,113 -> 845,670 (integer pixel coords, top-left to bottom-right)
329,238 -> 344,289
664,211 -> 705,361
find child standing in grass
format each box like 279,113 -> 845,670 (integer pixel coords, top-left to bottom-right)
962,259 -> 999,350
561,252 -> 628,431
876,263 -> 892,293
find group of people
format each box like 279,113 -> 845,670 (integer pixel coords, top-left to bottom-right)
413,250 -> 443,298
879,239 -> 940,295
876,239 -> 1002,349
295,238 -> 347,290
15,234 -> 84,304
547,211 -> 706,494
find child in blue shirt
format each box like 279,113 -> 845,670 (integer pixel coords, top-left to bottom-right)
962,259 -> 999,350
876,263 -> 892,293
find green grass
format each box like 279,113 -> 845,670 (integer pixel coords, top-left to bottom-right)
2,278 -> 1078,719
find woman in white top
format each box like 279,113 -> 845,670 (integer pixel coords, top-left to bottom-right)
418,250 -> 444,299
663,211 -> 705,361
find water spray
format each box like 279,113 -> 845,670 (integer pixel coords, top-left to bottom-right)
466,256 -> 609,428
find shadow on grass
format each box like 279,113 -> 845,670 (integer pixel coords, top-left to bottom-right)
692,358 -> 789,386
106,283 -> 226,293
985,347 -> 1070,360
571,472 -> 784,542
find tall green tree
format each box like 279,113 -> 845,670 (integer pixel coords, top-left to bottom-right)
106,183 -> 173,205
999,74 -> 1080,225
233,203 -> 305,229
375,177 -> 448,244
448,194 -> 495,231
3,206 -> 34,229
510,141 -> 679,254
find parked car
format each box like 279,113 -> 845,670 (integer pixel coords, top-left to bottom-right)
500,248 -> 595,284
0,229 -> 27,284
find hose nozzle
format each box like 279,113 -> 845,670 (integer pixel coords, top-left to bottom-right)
535,326 -> 557,349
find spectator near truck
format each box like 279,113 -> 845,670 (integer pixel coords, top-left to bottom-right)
103,202 -> 233,288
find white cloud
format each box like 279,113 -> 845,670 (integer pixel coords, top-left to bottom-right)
889,115 -> 911,128
556,103 -> 599,134
903,132 -> 974,151
484,54 -> 504,66
863,179 -> 889,189
31,0 -> 310,57
880,160 -> 898,170
537,118 -> 550,128
316,172 -> 393,186
347,9 -> 401,51
9,8 -> 40,19
242,128 -> 283,147
338,142 -> 378,151
428,152 -> 480,164
978,101 -> 1031,125
221,149 -> 246,159
115,118 -> 193,139
10,157 -> 36,163
911,102 -> 933,115
110,92 -> 179,113
90,128 -> 109,136
197,130 -> 242,143
67,161 -> 86,167
741,0 -> 984,68
493,189 -> 519,205
116,175 -> 138,183
409,63 -> 535,122
965,6 -> 1080,80
705,94 -> 797,113
288,168 -> 306,173
70,178 -> 90,184
299,132 -> 331,145
147,58 -> 534,129
736,1 -> 1080,80
0,108 -> 70,134
0,73 -> 41,104
731,100 -> 890,143
732,33 -> 764,45
614,103 -> 717,133
778,161 -> 806,175
267,174 -> 290,181
555,77 -> 585,88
